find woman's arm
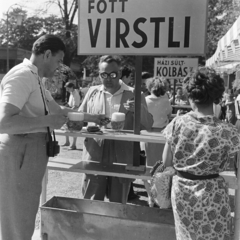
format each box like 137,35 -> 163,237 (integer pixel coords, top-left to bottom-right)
162,142 -> 173,167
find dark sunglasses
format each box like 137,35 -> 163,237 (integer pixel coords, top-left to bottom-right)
99,71 -> 118,79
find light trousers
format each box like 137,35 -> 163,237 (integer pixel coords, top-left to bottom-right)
0,133 -> 48,240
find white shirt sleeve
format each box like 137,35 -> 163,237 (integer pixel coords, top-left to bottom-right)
0,71 -> 33,110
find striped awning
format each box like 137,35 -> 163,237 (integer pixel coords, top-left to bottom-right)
206,15 -> 240,69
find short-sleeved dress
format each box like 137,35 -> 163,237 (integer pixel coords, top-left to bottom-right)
163,111 -> 240,240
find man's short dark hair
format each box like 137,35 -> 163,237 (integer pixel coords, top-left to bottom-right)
99,55 -> 121,68
121,66 -> 132,78
32,34 -> 66,55
65,82 -> 75,88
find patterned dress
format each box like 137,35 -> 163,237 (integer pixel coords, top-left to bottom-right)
163,111 -> 240,240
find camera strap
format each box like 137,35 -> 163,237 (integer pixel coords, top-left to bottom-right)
37,76 -> 54,142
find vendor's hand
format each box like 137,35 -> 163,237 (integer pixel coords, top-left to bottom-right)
124,100 -> 135,112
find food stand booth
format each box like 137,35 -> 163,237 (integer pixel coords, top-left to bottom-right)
39,1 -> 240,240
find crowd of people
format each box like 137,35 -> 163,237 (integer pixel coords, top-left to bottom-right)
0,34 -> 240,240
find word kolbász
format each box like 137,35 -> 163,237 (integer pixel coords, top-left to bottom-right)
156,66 -> 188,78
88,0 -> 191,49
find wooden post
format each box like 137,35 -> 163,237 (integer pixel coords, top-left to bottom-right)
133,56 -> 142,167
234,151 -> 240,240
173,79 -> 176,105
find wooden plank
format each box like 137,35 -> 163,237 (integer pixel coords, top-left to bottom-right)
47,158 -> 151,180
55,129 -> 166,143
47,158 -> 237,188
172,105 -> 192,109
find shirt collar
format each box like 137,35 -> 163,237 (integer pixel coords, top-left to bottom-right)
100,80 -> 133,95
23,58 -> 39,75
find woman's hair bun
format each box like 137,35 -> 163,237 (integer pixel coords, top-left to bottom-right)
183,68 -> 225,105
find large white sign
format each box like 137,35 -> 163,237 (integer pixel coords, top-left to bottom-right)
154,58 -> 198,79
78,0 -> 208,55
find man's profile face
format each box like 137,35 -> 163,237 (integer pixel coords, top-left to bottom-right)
43,50 -> 64,78
99,61 -> 121,91
141,79 -> 147,92
122,73 -> 133,85
66,87 -> 73,93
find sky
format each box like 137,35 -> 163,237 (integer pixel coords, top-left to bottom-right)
0,0 -> 78,23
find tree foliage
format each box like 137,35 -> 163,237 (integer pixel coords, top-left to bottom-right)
40,0 -> 78,31
0,8 -> 65,50
207,0 -> 240,59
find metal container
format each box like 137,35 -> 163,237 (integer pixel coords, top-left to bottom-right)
41,196 -> 176,240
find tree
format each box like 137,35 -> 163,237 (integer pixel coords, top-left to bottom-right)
38,0 -> 78,66
42,0 -> 78,31
207,0 -> 240,59
0,9 -> 65,50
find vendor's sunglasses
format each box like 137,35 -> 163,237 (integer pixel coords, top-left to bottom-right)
99,71 -> 118,79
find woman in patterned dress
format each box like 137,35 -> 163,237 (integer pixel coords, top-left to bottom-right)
162,69 -> 240,240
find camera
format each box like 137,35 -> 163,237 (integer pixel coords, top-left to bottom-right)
47,141 -> 60,157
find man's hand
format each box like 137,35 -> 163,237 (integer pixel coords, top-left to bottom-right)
46,114 -> 68,129
124,100 -> 135,112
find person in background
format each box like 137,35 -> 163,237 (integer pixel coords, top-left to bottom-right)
141,72 -> 152,96
79,55 -> 153,203
235,89 -> 240,132
63,82 -> 81,150
225,89 -> 236,124
0,35 -> 68,240
170,86 -> 189,105
80,81 -> 90,100
61,70 -> 70,103
43,77 -> 58,99
219,88 -> 229,120
162,69 -> 240,240
121,66 -> 133,86
141,76 -> 172,206
162,78 -> 172,99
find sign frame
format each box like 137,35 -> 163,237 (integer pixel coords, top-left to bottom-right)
78,0 -> 208,56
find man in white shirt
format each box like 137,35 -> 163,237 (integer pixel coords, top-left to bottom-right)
79,55 -> 153,203
0,35 -> 67,240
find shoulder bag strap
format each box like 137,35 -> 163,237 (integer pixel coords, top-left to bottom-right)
37,76 -> 53,141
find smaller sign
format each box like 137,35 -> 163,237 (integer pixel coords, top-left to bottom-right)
154,58 -> 198,79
